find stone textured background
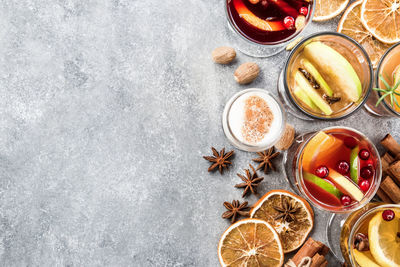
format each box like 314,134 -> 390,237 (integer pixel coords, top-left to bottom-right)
0,0 -> 398,266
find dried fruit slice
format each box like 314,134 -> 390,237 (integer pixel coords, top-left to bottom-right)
218,218 -> 284,267
361,0 -> 400,44
337,0 -> 390,68
313,0 -> 349,22
250,190 -> 314,253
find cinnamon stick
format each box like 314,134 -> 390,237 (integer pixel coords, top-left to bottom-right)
388,160 -> 400,185
380,176 -> 400,203
320,262 -> 328,267
310,253 -> 327,267
382,152 -> 394,172
291,238 -> 327,266
381,134 -> 400,156
376,188 -> 394,203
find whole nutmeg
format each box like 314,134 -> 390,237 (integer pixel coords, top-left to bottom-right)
275,124 -> 295,151
212,46 -> 236,64
234,62 -> 260,84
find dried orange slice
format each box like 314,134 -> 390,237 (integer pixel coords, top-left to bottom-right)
250,190 -> 314,253
313,0 -> 349,21
361,0 -> 400,44
218,218 -> 284,267
338,0 -> 391,68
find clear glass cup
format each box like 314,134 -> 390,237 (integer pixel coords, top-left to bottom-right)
365,42 -> 400,117
277,32 -> 373,120
225,0 -> 315,57
283,126 -> 382,213
222,88 -> 286,152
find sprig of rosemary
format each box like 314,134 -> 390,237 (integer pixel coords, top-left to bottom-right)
373,74 -> 400,109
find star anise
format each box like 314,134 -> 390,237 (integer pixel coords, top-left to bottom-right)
273,197 -> 299,222
235,164 -> 264,197
203,147 -> 234,174
222,200 -> 250,223
252,147 -> 280,174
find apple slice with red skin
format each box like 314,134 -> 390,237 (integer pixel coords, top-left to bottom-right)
326,169 -> 364,202
233,0 -> 286,31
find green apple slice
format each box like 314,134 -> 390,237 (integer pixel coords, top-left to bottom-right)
328,169 -> 364,202
293,85 -> 320,112
301,59 -> 333,97
350,146 -> 360,184
303,171 -> 341,198
294,71 -> 333,115
303,41 -> 362,102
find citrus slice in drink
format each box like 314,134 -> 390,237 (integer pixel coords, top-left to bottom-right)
353,250 -> 381,267
218,218 -> 284,267
337,0 -> 391,68
313,0 -> 349,21
361,0 -> 400,44
250,190 -> 314,253
368,209 -> 400,267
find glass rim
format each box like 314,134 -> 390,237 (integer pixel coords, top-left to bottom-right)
348,203 -> 400,267
294,126 -> 382,213
222,88 -> 286,152
374,42 -> 400,116
283,31 -> 374,120
224,0 -> 316,46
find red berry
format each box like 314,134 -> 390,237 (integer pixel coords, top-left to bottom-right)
341,195 -> 352,206
382,209 -> 395,221
344,137 -> 357,149
359,179 -> 370,192
359,149 -> 370,160
283,16 -> 295,29
261,0 -> 268,8
337,160 -> 350,174
360,166 -> 373,179
299,7 -> 308,16
315,166 -> 329,178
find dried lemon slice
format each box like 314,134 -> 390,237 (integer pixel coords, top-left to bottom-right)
313,0 -> 349,21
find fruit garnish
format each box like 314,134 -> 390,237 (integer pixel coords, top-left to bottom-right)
359,179 -> 370,192
344,136 -> 358,149
353,250 -> 381,267
360,166 -> 373,179
293,85 -> 320,112
382,209 -> 395,221
341,195 -> 352,206
303,41 -> 362,103
337,160 -> 350,175
295,15 -> 306,31
354,233 -> 370,251
350,146 -> 360,184
303,172 -> 342,199
313,0 -> 349,21
294,70 -> 333,115
300,59 -> 333,97
337,0 -> 391,68
359,149 -> 370,160
373,74 -> 400,111
299,6 -> 308,16
315,166 -> 329,178
284,16 -> 295,29
233,0 -> 286,31
361,0 -> 400,44
250,190 -> 314,253
328,169 -> 364,202
218,219 -> 284,267
369,209 -> 400,266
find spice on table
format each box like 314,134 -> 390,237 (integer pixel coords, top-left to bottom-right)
212,46 -> 236,64
235,164 -> 264,197
234,62 -> 260,85
389,160 -> 400,184
252,147 -> 280,174
381,134 -> 400,156
285,238 -> 330,267
380,176 -> 400,203
376,188 -> 393,203
203,147 -> 234,174
275,124 -> 295,150
222,200 -> 250,223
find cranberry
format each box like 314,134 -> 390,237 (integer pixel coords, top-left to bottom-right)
382,209 -> 395,221
315,166 -> 329,178
261,0 -> 268,8
341,195 -> 352,206
299,7 -> 308,16
359,149 -> 370,160
283,16 -> 295,29
344,137 -> 358,149
359,179 -> 370,192
337,160 -> 350,174
360,166 -> 373,179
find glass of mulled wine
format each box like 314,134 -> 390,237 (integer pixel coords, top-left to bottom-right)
225,0 -> 314,57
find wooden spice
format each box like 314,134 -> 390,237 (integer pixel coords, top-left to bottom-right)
381,152 -> 394,172
310,253 -> 327,267
388,160 -> 400,184
380,176 -> 400,203
291,238 -> 329,266
381,134 -> 400,156
376,188 -> 394,203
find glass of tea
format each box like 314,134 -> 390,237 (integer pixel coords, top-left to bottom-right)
277,32 -> 373,120
225,0 -> 315,57
365,42 -> 400,118
283,126 -> 382,213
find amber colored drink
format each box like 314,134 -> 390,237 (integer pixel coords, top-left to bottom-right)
378,46 -> 400,113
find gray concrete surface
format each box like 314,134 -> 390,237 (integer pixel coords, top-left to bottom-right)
0,0 -> 398,266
